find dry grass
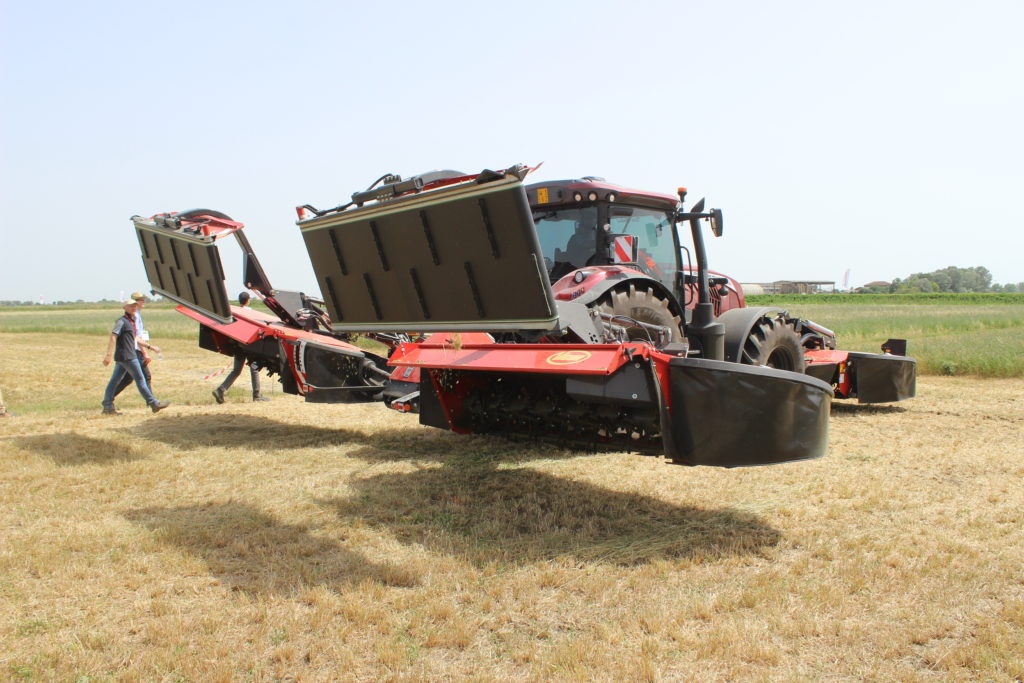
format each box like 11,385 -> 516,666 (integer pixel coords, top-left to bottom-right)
1,332 -> 1023,680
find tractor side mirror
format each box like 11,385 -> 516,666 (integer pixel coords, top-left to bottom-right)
710,208 -> 724,237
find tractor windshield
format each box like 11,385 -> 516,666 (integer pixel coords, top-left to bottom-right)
533,206 -> 599,274
607,205 -> 677,288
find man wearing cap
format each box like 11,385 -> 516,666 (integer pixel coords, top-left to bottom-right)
111,291 -> 159,399
101,299 -> 170,414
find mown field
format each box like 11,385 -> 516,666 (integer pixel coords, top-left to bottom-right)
1,302 -> 1022,680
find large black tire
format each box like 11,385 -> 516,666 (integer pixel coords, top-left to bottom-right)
594,284 -> 683,344
740,314 -> 805,372
176,208 -> 234,221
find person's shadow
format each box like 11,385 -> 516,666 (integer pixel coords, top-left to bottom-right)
133,414 -> 368,451
124,501 -> 419,595
8,433 -> 144,466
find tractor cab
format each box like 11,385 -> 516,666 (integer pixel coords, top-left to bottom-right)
525,179 -> 744,318
526,179 -> 680,287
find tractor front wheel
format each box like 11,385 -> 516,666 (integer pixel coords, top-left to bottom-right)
594,285 -> 683,344
740,314 -> 805,372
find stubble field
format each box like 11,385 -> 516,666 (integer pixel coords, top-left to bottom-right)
1,303 -> 1023,680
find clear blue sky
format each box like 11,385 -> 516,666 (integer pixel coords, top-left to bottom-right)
2,0 -> 1022,301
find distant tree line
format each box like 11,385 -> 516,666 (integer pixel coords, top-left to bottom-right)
856,266 -> 1023,294
0,299 -> 121,306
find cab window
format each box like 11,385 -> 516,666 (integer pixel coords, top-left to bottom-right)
533,206 -> 599,272
608,206 -> 676,287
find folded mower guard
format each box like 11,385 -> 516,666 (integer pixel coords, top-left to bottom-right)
133,215 -> 234,324
297,172 -> 558,333
132,211 -> 392,403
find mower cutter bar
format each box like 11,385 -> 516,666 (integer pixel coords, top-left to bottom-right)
399,338 -> 833,468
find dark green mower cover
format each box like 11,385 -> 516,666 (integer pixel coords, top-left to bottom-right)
132,217 -> 233,324
668,358 -> 832,467
298,173 -> 558,333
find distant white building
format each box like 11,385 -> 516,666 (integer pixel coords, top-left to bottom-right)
741,281 -> 835,295
740,283 -> 765,296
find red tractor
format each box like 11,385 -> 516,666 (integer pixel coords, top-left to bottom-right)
527,177 -> 814,372
132,164 -> 915,468
518,176 -> 913,398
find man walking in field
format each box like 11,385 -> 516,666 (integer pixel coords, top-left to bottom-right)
111,291 -> 160,399
101,299 -> 170,415
212,291 -> 269,403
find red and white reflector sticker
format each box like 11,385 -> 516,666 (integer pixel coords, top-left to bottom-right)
613,235 -> 635,263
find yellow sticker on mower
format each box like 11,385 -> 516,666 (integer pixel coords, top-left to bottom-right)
545,350 -> 592,365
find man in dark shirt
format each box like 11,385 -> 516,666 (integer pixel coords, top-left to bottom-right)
101,300 -> 170,415
212,291 -> 269,403
111,290 -> 160,399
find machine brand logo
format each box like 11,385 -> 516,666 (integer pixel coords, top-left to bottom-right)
545,350 -> 592,365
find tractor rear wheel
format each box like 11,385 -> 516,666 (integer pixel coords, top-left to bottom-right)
594,284 -> 683,344
740,314 -> 805,372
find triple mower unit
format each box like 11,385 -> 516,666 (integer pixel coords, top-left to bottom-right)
131,165 -> 915,467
